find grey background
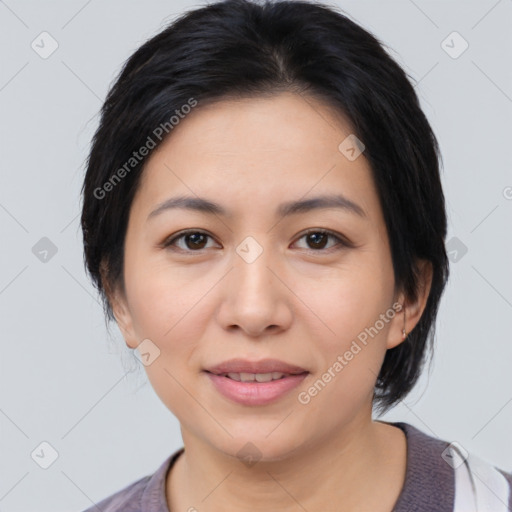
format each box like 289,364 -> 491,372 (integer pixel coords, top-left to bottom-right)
0,0 -> 511,510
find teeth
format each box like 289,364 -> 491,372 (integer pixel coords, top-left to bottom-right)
225,372 -> 286,382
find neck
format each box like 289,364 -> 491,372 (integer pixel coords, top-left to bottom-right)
167,417 -> 407,512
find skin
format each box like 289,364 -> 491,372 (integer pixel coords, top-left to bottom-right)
108,92 -> 433,511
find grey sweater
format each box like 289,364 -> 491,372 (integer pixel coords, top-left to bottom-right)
82,422 -> 512,511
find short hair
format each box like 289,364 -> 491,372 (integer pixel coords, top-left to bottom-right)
80,0 -> 450,414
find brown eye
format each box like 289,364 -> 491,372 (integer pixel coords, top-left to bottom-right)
163,230 -> 215,251
294,229 -> 349,252
162,228 -> 351,254
185,233 -> 208,249
305,232 -> 329,249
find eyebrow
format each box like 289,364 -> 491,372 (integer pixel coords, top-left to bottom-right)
147,193 -> 367,221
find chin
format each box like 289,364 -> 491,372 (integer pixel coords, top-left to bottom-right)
212,425 -> 305,463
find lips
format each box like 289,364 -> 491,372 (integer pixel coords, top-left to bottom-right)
205,357 -> 308,376
205,371 -> 308,406
204,358 -> 309,405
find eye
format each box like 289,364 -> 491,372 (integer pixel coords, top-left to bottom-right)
161,228 -> 351,253
293,229 -> 350,252
162,230 -> 218,252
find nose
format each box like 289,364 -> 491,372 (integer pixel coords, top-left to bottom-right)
215,241 -> 293,337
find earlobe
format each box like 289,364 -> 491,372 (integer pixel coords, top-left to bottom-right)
386,298 -> 408,350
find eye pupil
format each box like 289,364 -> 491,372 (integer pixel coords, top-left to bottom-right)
308,232 -> 327,249
187,233 -> 207,249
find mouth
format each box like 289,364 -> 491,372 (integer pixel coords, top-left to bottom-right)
204,357 -> 308,376
204,370 -> 309,406
206,371 -> 307,382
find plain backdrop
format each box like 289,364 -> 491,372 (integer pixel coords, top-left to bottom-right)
0,0 -> 511,510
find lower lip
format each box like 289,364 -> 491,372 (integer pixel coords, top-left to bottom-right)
205,371 -> 308,406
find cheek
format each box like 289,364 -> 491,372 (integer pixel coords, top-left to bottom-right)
298,295 -> 390,421
125,263 -> 213,364
291,257 -> 393,393
126,269 -> 207,414
126,261 -> 200,335
294,261 -> 391,343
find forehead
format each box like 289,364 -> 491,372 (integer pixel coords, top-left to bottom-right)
134,92 -> 379,221
148,92 -> 355,160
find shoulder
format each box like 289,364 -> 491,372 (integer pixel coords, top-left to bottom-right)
81,448 -> 184,512
81,475 -> 150,512
389,421 -> 512,512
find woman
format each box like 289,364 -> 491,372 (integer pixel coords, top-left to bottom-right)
80,0 -> 512,510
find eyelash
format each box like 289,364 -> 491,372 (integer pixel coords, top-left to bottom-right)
161,229 -> 352,254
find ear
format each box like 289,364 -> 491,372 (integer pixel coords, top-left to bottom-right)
100,259 -> 139,350
386,258 -> 433,350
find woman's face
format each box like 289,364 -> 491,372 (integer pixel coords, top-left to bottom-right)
111,92 -> 424,460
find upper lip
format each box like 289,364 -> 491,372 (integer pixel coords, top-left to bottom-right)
205,358 -> 308,375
